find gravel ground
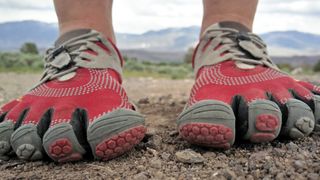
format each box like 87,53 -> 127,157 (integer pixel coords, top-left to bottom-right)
0,73 -> 319,180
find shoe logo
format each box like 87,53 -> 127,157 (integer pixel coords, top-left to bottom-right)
57,72 -> 76,81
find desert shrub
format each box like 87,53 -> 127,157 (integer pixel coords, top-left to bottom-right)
314,60 -> 320,72
124,59 -> 145,71
184,47 -> 195,64
20,42 -> 39,54
0,52 -> 43,71
277,63 -> 293,72
0,52 -> 28,68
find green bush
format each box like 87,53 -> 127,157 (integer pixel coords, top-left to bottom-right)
314,60 -> 320,72
0,51 -> 193,79
20,42 -> 39,54
0,52 -> 43,72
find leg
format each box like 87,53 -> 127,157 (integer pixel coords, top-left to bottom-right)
177,0 -> 319,149
54,0 -> 115,41
201,0 -> 258,34
0,0 -> 146,162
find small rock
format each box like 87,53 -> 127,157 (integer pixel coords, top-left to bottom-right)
146,135 -> 162,150
133,172 -> 149,180
293,160 -> 305,169
203,151 -> 217,159
154,171 -> 165,179
160,152 -> 171,161
138,97 -> 150,104
273,148 -> 286,157
307,173 -> 319,180
249,151 -> 269,162
136,165 -> 145,172
275,173 -> 286,180
147,147 -> 158,157
175,149 -> 205,164
223,169 -> 237,180
145,128 -> 157,137
212,169 -> 236,180
169,130 -> 178,137
150,158 -> 162,169
287,142 -> 299,151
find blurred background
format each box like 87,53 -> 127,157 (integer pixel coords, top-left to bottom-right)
0,0 -> 319,79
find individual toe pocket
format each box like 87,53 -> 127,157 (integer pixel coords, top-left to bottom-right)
0,103 -> 28,159
87,109 -> 146,160
43,106 -> 87,162
11,107 -> 51,161
280,99 -> 315,139
313,95 -> 320,131
240,99 -> 282,143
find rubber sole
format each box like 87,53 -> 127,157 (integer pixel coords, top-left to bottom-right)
43,123 -> 86,163
87,109 -> 146,160
314,95 -> 320,131
281,99 -> 315,139
177,100 -> 236,149
11,124 -> 43,160
0,121 -> 14,160
243,100 -> 282,143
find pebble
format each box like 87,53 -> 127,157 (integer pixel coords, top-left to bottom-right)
153,171 -> 165,180
203,151 -> 217,159
160,152 -> 171,161
249,151 -> 269,162
169,130 -> 179,137
293,160 -> 305,169
146,135 -> 162,150
150,158 -> 162,169
287,142 -> 299,151
133,172 -> 149,180
212,169 -> 236,180
275,173 -> 286,180
175,149 -> 205,164
147,147 -> 159,157
307,173 -> 319,180
138,97 -> 150,104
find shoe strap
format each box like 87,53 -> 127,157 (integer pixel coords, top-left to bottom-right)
194,24 -> 279,76
31,30 -> 122,90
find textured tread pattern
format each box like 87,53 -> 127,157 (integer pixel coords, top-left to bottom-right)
243,100 -> 282,143
281,99 -> 315,139
87,109 -> 146,161
11,124 -> 43,160
95,126 -> 146,160
48,138 -> 82,162
179,123 -> 233,149
177,100 -> 236,149
43,123 -> 86,163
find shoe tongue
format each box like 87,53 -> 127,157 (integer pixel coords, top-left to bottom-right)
201,21 -> 250,37
200,22 -> 261,70
55,29 -> 91,47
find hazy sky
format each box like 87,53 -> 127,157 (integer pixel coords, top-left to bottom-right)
0,0 -> 319,34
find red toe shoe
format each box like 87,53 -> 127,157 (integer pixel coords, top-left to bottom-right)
177,22 -> 318,149
0,29 -> 146,162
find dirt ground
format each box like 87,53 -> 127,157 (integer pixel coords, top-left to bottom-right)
0,73 -> 319,180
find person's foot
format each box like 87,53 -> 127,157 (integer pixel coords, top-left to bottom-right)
177,22 -> 320,149
0,29 -> 146,162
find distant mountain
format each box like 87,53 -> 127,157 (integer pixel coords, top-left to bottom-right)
261,31 -> 320,56
0,20 -> 319,63
0,20 -> 58,51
